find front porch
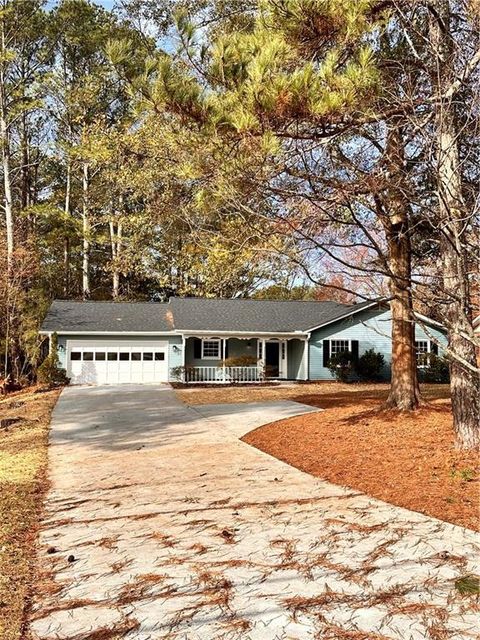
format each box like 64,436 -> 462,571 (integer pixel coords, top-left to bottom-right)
180,336 -> 308,383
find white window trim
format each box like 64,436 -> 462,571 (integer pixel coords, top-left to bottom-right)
415,339 -> 431,368
201,338 -> 222,360
329,339 -> 352,355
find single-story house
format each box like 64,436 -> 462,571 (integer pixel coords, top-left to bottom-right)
40,297 -> 447,385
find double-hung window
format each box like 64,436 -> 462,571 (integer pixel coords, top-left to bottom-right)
323,339 -> 358,369
202,339 -> 221,360
415,340 -> 430,367
330,340 -> 350,356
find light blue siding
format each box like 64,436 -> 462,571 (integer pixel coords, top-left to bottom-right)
287,339 -> 307,379
55,334 -> 182,381
168,337 -> 183,375
308,309 -> 447,381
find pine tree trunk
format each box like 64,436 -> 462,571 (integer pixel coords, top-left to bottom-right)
377,125 -> 420,410
115,222 -> 122,298
63,161 -> 71,297
384,220 -> 420,410
430,1 -> 480,449
82,162 -> 90,299
21,111 -> 30,210
109,218 -> 121,300
63,237 -> 70,297
112,268 -> 120,300
1,111 -> 13,268
0,18 -> 13,274
436,113 -> 480,449
109,193 -> 123,300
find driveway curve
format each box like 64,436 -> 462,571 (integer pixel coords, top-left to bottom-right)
29,385 -> 479,640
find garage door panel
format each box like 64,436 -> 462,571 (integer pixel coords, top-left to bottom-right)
67,341 -> 169,385
71,361 -> 97,385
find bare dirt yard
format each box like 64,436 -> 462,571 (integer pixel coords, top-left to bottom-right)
177,382 -> 479,531
0,387 -> 60,640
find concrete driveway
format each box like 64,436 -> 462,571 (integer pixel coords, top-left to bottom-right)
30,385 -> 479,640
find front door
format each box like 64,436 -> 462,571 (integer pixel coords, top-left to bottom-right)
265,342 -> 280,378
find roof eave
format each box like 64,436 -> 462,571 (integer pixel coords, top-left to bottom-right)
180,330 -> 309,337
39,330 -> 178,335
305,301 -> 385,333
413,312 -> 446,331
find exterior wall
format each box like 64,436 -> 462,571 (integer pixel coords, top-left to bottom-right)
308,309 -> 447,381
56,334 -> 183,381
184,337 -> 258,367
287,339 -> 307,380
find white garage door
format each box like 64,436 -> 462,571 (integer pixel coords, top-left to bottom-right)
66,341 -> 169,385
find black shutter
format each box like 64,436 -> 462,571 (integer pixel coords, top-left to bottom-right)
224,339 -> 229,359
351,340 -> 359,364
323,340 -> 330,367
193,338 -> 202,359
431,342 -> 438,355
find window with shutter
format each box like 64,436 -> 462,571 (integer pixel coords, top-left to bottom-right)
415,340 -> 430,367
202,339 -> 221,359
330,340 -> 350,355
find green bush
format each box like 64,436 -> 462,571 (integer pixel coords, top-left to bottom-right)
418,353 -> 450,383
355,348 -> 385,381
327,351 -> 354,383
37,333 -> 69,387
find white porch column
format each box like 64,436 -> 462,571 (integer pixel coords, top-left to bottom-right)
262,338 -> 266,379
282,339 -> 288,379
181,335 -> 186,383
303,338 -> 310,380
222,338 -> 226,382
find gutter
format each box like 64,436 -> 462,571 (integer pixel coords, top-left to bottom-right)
38,331 -> 179,336
180,330 -> 308,337
39,330 -> 309,338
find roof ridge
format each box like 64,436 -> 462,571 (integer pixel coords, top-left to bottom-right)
53,299 -> 169,305
170,297 -> 351,304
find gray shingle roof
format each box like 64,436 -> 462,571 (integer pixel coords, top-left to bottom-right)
169,298 -> 357,333
41,297 -> 380,334
41,300 -> 174,333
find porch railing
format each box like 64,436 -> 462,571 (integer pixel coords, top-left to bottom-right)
183,366 -> 264,383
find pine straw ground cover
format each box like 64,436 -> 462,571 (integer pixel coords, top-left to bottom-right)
0,387 -> 61,640
177,383 -> 479,531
